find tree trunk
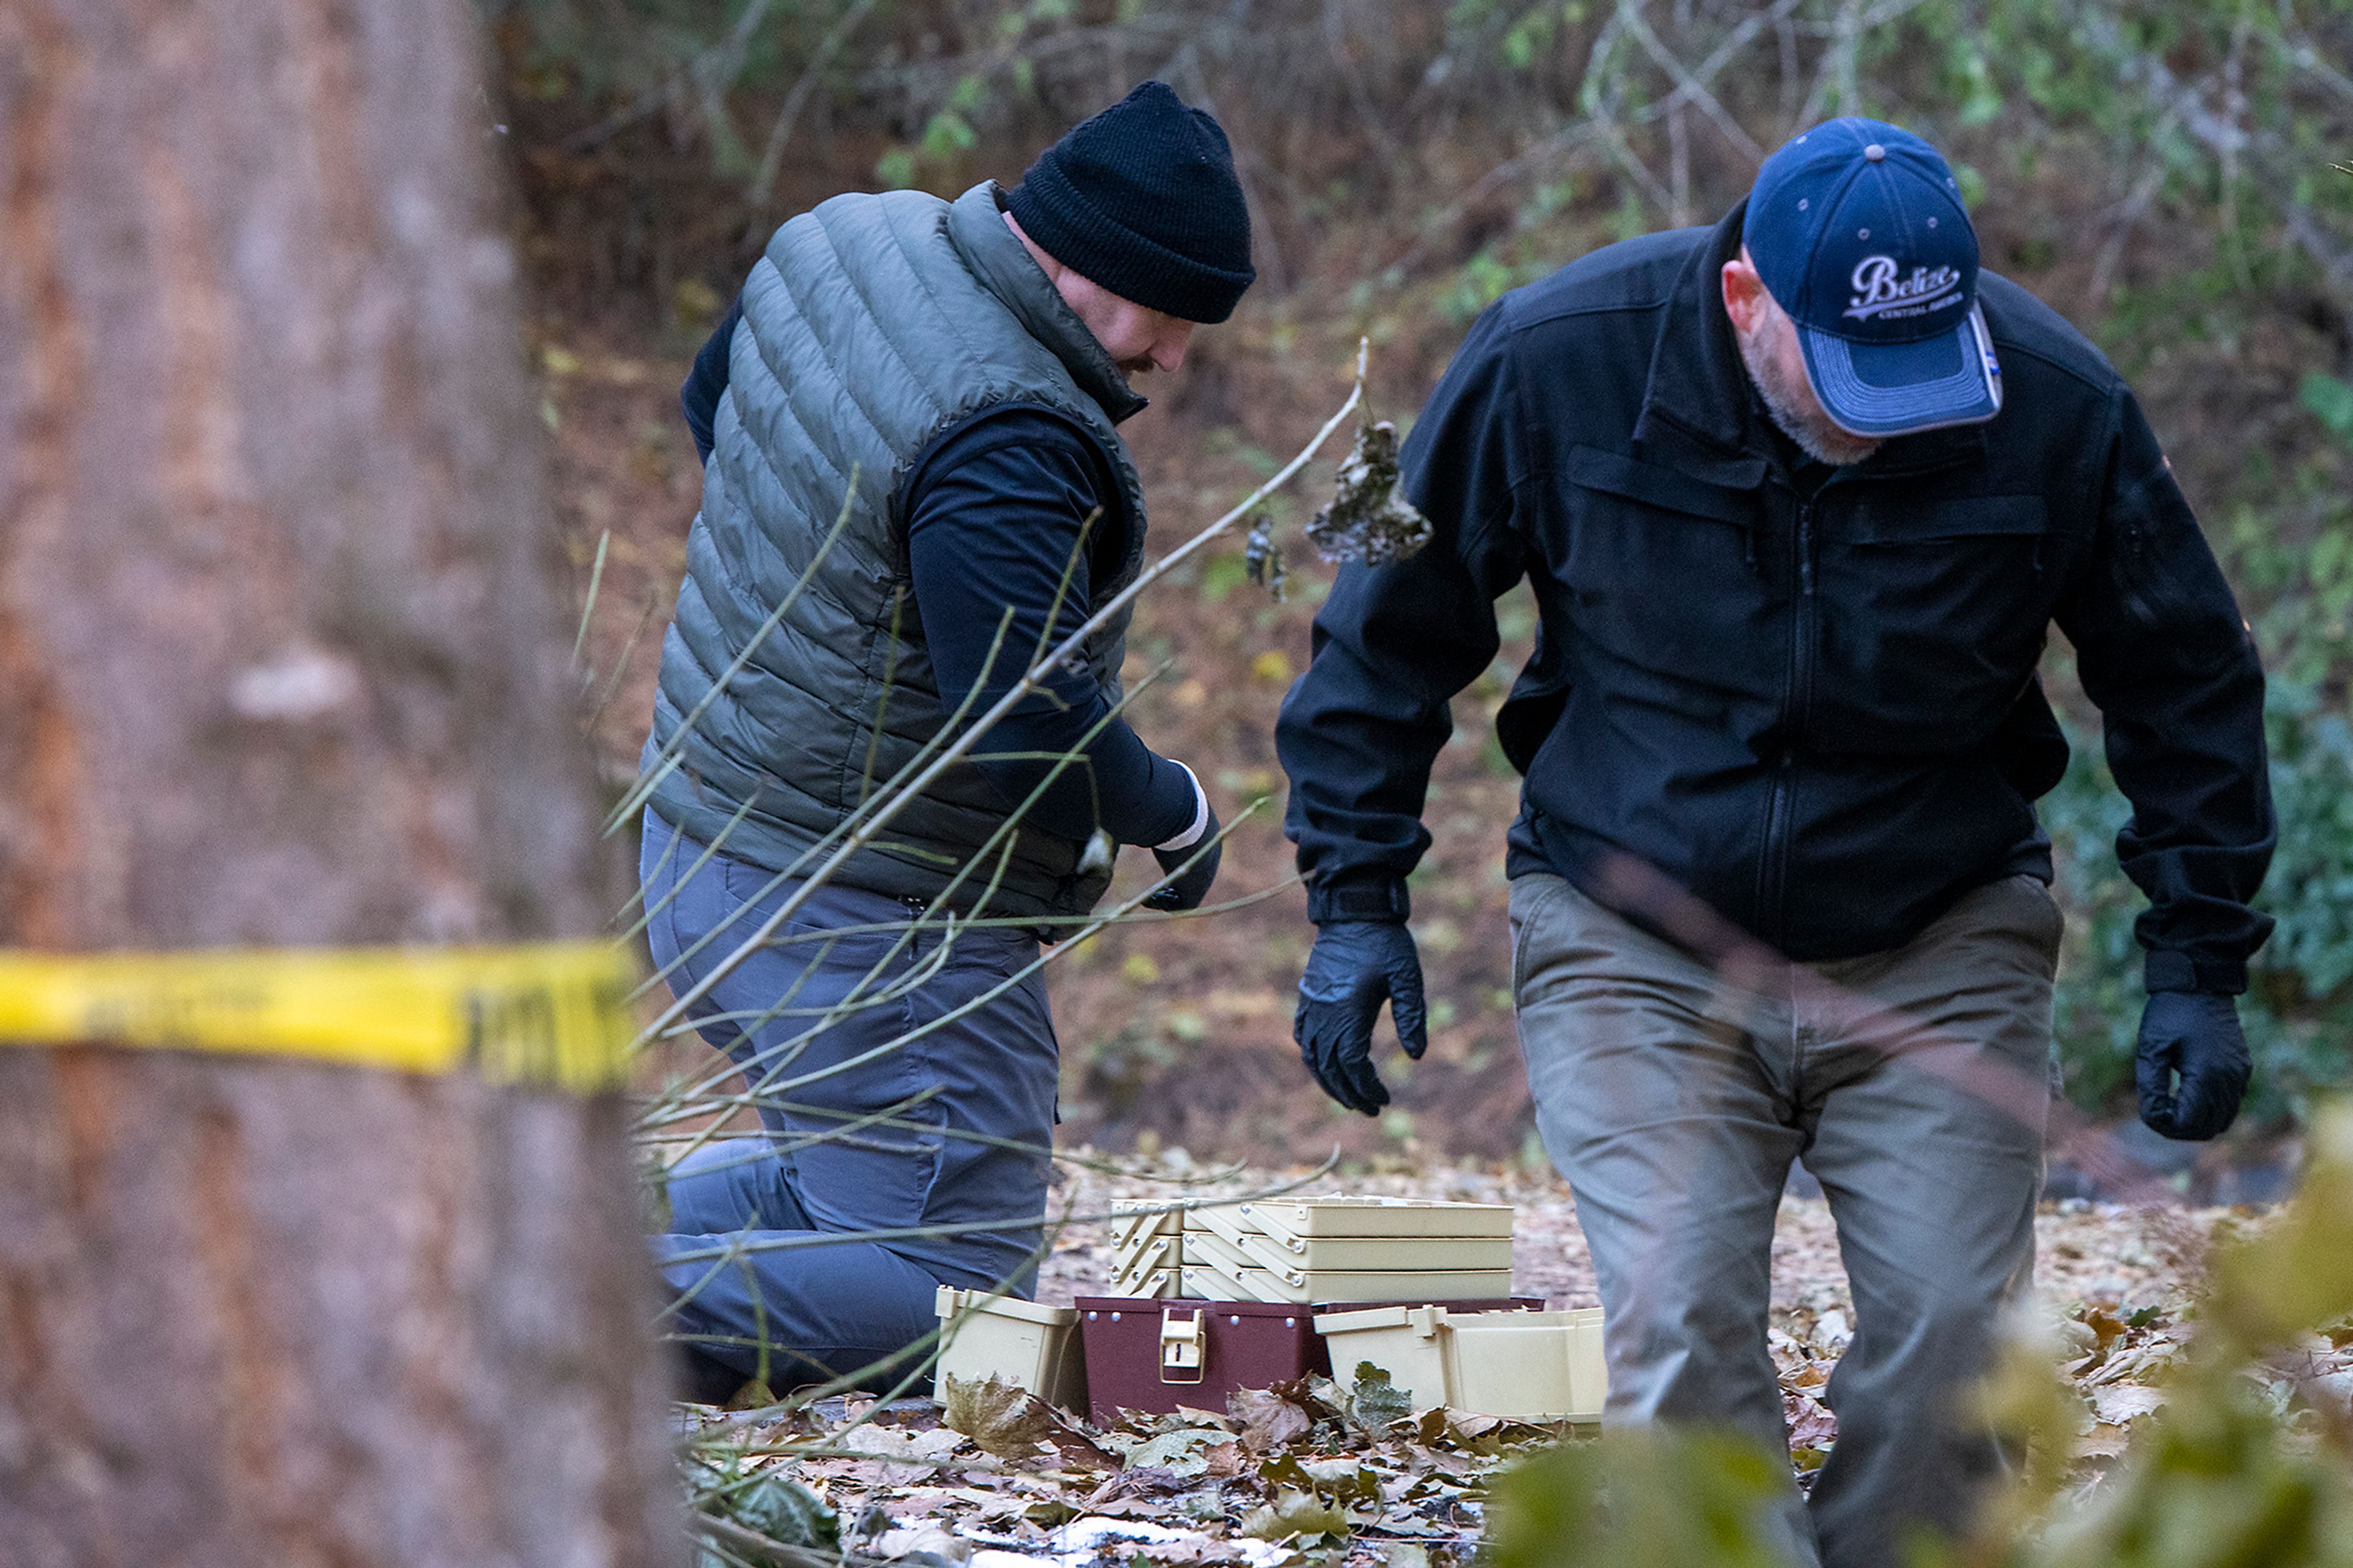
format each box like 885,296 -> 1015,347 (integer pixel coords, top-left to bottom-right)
0,3 -> 680,1564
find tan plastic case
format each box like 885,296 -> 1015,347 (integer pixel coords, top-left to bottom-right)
1186,1208 -> 1514,1273
1110,1203 -> 1181,1253
1238,1197 -> 1514,1241
1178,1261 -> 1517,1305
1111,1233 -> 1182,1293
934,1286 -> 1089,1412
1314,1303 -> 1606,1422
1115,1194 -> 1521,1305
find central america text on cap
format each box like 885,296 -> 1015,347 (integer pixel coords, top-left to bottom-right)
1843,256 -> 1964,322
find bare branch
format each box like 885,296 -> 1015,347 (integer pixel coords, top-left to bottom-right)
745,0 -> 885,218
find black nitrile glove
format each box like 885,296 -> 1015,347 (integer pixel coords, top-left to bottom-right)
2136,990 -> 2252,1142
1294,922 -> 1427,1116
1145,800 -> 1221,912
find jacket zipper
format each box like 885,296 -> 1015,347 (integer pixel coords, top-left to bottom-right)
1757,497 -> 1817,947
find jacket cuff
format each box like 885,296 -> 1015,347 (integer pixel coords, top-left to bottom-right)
2145,950 -> 2248,996
1306,874 -> 1411,925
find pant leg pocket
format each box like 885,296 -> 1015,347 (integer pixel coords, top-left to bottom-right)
639,819 -> 748,1053
1928,874 -> 2065,985
1987,873 -> 2066,978
930,916 -> 1043,982
2025,877 -> 2065,972
1509,874 -> 1574,999
638,814 -> 691,983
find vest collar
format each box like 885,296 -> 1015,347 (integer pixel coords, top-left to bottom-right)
949,181 -> 1149,425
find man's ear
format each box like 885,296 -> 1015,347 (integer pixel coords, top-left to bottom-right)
1004,210 -> 1063,284
1721,251 -> 1769,336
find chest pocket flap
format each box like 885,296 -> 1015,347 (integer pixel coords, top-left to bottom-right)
1843,494 -> 2048,544
1566,445 -> 1764,528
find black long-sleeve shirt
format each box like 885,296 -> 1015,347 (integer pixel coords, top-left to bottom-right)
680,295 -> 740,466
681,301 -> 1195,847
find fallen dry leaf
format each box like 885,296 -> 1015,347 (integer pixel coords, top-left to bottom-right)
941,1373 -> 1056,1460
936,1376 -> 1118,1473
1298,1455 -> 1381,1502
1229,1385 -> 1313,1452
1036,1411 -> 1123,1474
1085,1466 -> 1194,1507
868,1522 -> 967,1561
1122,1427 -> 1229,1477
2090,1383 -> 2167,1426
1343,1362 -> 1415,1428
1782,1388 -> 1838,1450
2077,1421 -> 2135,1460
1238,1485 -> 1351,1542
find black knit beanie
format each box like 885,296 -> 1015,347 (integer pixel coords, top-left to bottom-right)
1004,82 -> 1256,325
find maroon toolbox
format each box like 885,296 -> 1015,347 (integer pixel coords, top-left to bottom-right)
1074,1295 -> 1541,1425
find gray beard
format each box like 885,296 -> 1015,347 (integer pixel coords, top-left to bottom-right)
1737,330 -> 1883,468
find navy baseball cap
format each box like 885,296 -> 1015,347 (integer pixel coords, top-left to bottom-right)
1742,118 -> 2001,438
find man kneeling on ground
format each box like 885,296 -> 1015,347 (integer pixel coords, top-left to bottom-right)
638,82 -> 1252,1399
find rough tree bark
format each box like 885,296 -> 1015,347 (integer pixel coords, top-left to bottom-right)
0,4 -> 680,1565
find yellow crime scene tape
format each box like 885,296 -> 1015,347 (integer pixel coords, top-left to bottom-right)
0,942 -> 638,1093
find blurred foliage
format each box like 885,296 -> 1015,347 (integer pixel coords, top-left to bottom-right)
489,0 -> 2352,1123
1490,1102 -> 2353,1568
1938,1101 -> 2353,1566
686,1455 -> 842,1564
1488,1425 -> 1798,1568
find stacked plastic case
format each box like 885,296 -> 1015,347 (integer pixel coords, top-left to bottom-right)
1188,1196 -> 1516,1301
1107,1204 -> 1183,1297
1112,1196 -> 1515,1303
1081,1195 -> 1559,1422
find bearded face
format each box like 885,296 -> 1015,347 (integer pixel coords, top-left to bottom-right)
1732,281 -> 1884,469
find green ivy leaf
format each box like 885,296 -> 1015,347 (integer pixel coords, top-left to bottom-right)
2298,374 -> 2353,445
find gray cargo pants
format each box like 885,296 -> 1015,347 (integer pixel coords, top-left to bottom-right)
1510,871 -> 2059,1568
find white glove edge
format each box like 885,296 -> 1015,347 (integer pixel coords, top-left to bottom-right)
1153,761 -> 1211,852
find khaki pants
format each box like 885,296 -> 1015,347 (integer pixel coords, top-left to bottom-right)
1509,871 -> 2060,1568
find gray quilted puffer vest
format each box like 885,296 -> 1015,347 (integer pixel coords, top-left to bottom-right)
645,181 -> 1150,919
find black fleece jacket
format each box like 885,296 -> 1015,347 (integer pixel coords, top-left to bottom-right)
1278,203 -> 2274,991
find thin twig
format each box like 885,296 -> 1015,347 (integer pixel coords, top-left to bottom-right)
583,586 -> 660,736
1615,0 -> 1765,165
571,528 -> 610,672
745,0 -> 884,218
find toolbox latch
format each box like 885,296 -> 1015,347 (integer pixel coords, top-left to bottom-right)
1159,1308 -> 1205,1384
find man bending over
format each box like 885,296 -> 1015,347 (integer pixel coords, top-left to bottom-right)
1278,119 -> 2272,1566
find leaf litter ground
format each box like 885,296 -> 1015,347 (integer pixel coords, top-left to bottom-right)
686,1157 -> 2306,1567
